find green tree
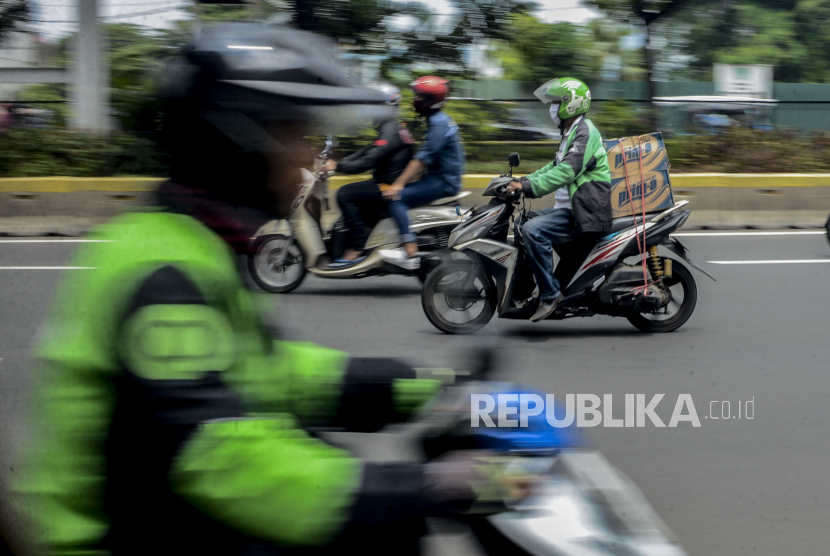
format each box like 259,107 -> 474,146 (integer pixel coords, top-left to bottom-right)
681,1 -> 830,83
196,0 -> 536,77
495,14 -> 603,87
585,18 -> 644,81
0,0 -> 28,42
591,0 -> 830,84
583,0 -> 695,125
107,23 -> 191,132
293,0 -> 389,44
792,0 -> 830,82
20,22 -> 190,131
371,0 -> 537,78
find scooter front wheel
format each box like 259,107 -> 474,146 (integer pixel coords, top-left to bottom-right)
248,234 -> 307,293
422,261 -> 497,334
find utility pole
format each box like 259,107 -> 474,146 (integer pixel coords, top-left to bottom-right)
642,9 -> 659,128
71,0 -> 109,131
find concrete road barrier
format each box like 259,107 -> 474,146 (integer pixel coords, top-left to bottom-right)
1,174 -> 829,235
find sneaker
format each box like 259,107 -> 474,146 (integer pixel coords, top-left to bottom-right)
530,293 -> 564,322
379,248 -> 421,271
328,256 -> 366,269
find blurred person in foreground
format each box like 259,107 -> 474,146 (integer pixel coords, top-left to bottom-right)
13,24 -> 519,556
378,76 -> 466,271
506,78 -> 612,322
317,82 -> 414,268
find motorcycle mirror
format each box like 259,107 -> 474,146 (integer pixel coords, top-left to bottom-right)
508,152 -> 520,168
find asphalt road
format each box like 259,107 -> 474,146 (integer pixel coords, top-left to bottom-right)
1,231 -> 829,556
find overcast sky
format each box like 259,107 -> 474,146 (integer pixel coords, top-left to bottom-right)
27,0 -> 601,39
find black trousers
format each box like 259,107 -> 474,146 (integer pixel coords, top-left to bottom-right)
336,179 -> 387,251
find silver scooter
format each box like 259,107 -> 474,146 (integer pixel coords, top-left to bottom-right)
400,375 -> 690,556
421,153 -> 715,334
248,137 -> 470,292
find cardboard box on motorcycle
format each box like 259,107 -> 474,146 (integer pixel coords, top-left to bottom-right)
603,132 -> 674,219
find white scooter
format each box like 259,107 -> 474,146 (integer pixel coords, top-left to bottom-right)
248,137 -> 471,293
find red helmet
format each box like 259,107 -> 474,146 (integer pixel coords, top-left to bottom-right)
411,76 -> 449,115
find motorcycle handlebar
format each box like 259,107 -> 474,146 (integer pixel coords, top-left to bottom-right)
496,184 -> 523,201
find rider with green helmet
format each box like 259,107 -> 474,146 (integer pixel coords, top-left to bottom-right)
507,77 -> 612,322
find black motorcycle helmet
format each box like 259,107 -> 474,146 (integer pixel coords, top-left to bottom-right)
158,23 -> 387,239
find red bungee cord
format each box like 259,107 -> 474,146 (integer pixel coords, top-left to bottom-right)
618,137 -> 653,295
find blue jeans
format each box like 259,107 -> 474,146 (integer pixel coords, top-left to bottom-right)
520,207 -> 579,300
388,175 -> 458,244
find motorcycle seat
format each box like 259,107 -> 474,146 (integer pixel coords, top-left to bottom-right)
429,191 -> 471,206
606,213 -> 660,236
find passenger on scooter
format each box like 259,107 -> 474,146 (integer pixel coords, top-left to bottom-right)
379,76 -> 466,271
14,25 -> 518,556
507,77 -> 612,322
317,82 -> 414,268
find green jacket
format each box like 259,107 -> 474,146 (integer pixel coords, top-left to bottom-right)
15,211 -> 443,555
522,118 -> 613,234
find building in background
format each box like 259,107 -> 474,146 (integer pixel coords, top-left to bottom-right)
0,24 -> 60,129
0,25 -> 57,102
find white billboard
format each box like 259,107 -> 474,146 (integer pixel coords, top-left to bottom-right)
713,64 -> 773,99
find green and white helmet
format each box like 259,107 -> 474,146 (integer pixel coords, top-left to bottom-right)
533,77 -> 592,119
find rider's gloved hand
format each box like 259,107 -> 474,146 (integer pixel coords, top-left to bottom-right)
511,176 -> 535,199
424,450 -> 538,513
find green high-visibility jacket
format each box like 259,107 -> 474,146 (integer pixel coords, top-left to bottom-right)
14,211 -> 443,555
522,118 -> 613,234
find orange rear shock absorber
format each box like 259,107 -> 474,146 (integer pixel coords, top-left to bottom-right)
647,246 -> 663,279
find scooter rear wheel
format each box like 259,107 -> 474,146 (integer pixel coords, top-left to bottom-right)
248,234 -> 307,293
626,259 -> 697,333
422,261 -> 497,334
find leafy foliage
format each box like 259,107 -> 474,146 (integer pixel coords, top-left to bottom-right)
588,0 -> 830,83
583,0 -> 690,21
679,0 -> 830,83
293,0 -> 390,45
665,127 -> 830,173
0,128 -> 166,177
495,14 -> 603,87
0,0 -> 28,42
19,23 -> 190,133
6,121 -> 830,176
590,100 -> 654,138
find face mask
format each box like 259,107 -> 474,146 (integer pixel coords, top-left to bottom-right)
549,104 -> 562,128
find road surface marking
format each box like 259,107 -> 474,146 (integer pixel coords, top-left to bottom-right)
0,266 -> 97,270
0,239 -> 113,243
674,231 -> 824,237
708,259 -> 830,265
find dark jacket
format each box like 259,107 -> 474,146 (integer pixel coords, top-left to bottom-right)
337,119 -> 414,184
520,118 -> 612,234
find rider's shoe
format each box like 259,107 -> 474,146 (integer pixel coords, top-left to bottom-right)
530,293 -> 563,322
379,248 -> 421,271
328,256 -> 366,269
